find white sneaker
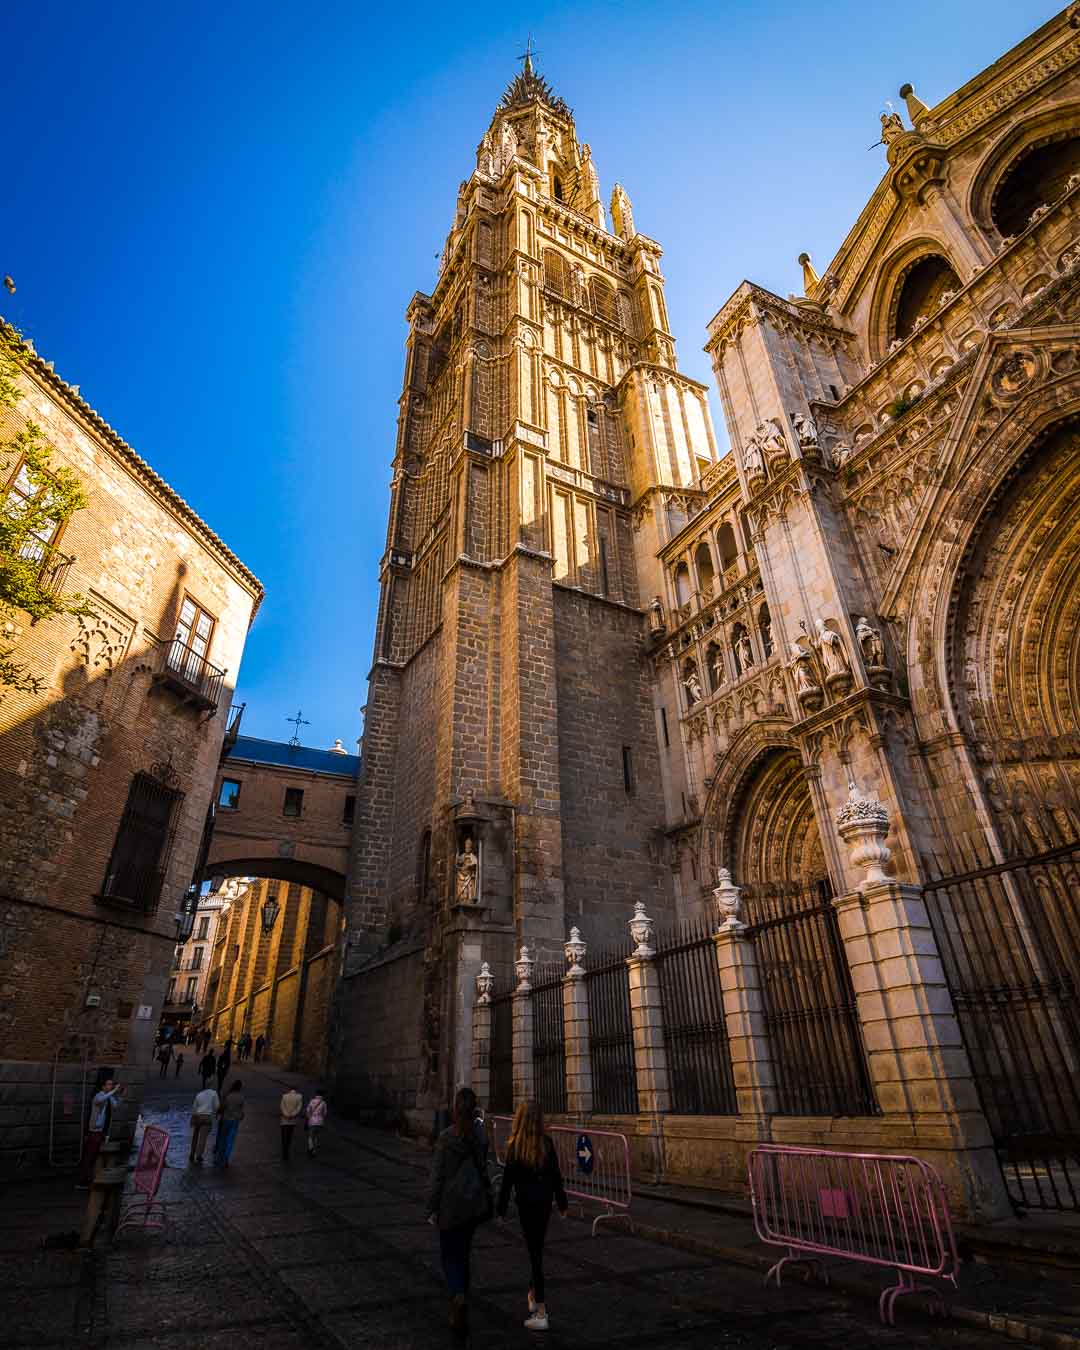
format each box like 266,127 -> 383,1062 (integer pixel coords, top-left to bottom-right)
524,1313 -> 549,1331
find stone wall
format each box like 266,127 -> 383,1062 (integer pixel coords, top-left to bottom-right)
335,941 -> 425,1122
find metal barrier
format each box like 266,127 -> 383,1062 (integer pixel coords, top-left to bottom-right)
116,1125 -> 170,1236
748,1144 -> 960,1324
487,1116 -> 632,1236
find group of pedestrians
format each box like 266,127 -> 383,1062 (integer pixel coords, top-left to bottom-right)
155,1042 -> 185,1078
427,1091 -> 566,1340
187,1080 -> 328,1167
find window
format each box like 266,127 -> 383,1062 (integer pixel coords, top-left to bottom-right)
553,174 -> 565,202
185,976 -> 198,1002
660,707 -> 670,748
599,536 -> 610,597
196,916 -> 210,940
622,746 -> 635,795
166,980 -> 176,1004
717,522 -> 738,570
543,249 -> 566,298
674,563 -> 692,607
343,793 -> 356,826
175,596 -> 215,662
695,543 -> 715,595
190,947 -> 203,970
589,277 -> 618,325
218,778 -> 241,810
829,384 -> 840,401
283,787 -> 304,818
101,771 -> 184,910
892,255 -> 961,342
3,458 -> 63,565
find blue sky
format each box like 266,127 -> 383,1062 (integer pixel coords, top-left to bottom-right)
3,0 -> 1059,750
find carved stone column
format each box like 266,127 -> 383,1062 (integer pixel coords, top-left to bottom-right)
563,927 -> 593,1117
471,962 -> 494,1109
512,945 -> 535,1108
834,783 -> 1010,1219
712,870 -> 778,1133
625,903 -> 670,1114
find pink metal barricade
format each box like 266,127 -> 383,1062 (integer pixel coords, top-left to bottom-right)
487,1115 -> 632,1236
748,1144 -> 960,1324
116,1125 -> 170,1236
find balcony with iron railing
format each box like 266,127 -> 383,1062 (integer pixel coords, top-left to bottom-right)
18,536 -> 75,602
171,957 -> 205,973
152,636 -> 225,712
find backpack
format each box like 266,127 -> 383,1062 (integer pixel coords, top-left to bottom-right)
442,1134 -> 493,1225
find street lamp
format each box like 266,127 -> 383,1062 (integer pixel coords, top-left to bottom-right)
261,892 -> 280,935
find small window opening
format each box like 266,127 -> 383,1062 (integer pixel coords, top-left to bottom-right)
553,175 -> 564,201
599,536 -> 610,596
622,746 -> 635,795
343,794 -> 356,826
283,787 -> 304,818
660,706 -> 670,748
829,383 -> 840,400
218,778 -> 241,810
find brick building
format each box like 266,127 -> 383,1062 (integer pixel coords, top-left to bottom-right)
0,331 -> 262,1173
344,9 -> 1080,1221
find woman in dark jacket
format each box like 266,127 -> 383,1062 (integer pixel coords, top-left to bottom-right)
426,1086 -> 490,1340
496,1100 -> 567,1332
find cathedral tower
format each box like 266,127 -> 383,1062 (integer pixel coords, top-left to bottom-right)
343,56 -> 718,1114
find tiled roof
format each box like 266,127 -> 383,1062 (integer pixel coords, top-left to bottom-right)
225,735 -> 360,778
3,322 -> 264,609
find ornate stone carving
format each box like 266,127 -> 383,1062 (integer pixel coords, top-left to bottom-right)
610,183 -> 635,240
835,781 -> 892,887
648,596 -> 665,634
792,412 -> 819,450
514,943 -> 534,992
789,639 -> 823,712
713,868 -> 743,932
683,665 -> 703,705
735,629 -> 754,673
564,926 -> 587,976
816,618 -> 853,695
475,961 -> 494,1004
742,435 -> 767,488
70,595 -> 134,673
455,837 -> 479,904
855,615 -> 892,690
879,111 -> 905,146
628,900 -> 655,958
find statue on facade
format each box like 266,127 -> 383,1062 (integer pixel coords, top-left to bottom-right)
683,666 -> 704,704
879,111 -> 905,146
477,131 -> 495,176
816,618 -> 852,679
711,647 -> 727,689
611,182 -> 635,240
855,615 -> 886,668
792,412 -> 819,450
759,611 -> 773,659
455,837 -> 479,904
498,119 -> 518,174
735,630 -> 754,673
743,436 -> 766,485
580,142 -> 601,206
648,596 -> 666,634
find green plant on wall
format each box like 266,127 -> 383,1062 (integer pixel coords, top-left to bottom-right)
0,325 -> 90,694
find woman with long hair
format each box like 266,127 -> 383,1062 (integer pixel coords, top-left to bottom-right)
496,1100 -> 568,1332
425,1086 -> 491,1340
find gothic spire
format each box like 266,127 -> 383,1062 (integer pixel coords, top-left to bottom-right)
498,49 -> 572,119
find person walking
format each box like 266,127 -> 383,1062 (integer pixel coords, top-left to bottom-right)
496,1101 -> 568,1332
156,1042 -> 173,1079
254,1034 -> 265,1063
213,1080 -> 245,1166
80,1079 -> 125,1187
198,1049 -> 216,1088
305,1088 -> 328,1157
279,1085 -> 304,1161
426,1086 -> 492,1341
188,1083 -> 219,1164
215,1046 -> 231,1094
174,1051 -> 184,1078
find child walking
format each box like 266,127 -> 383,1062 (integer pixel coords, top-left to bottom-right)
496,1100 -> 567,1332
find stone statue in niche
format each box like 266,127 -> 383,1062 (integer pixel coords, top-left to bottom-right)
856,615 -> 886,668
816,618 -> 853,695
743,436 -> 766,486
455,837 -> 479,904
760,612 -> 773,658
711,647 -> 727,689
735,630 -> 754,673
789,639 -> 823,712
498,119 -> 518,174
648,597 -> 665,634
792,412 -> 819,449
683,666 -> 704,705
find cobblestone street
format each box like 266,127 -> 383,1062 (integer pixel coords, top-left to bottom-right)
0,1064 -> 1039,1350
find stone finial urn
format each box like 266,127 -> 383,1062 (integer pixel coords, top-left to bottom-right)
514,943 -> 534,992
713,868 -> 744,932
628,900 -> 655,958
564,926 -> 587,977
835,781 -> 892,886
475,961 -> 494,1005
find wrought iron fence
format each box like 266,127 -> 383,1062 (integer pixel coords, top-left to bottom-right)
743,880 -> 876,1118
654,918 -> 737,1115
923,840 -> 1080,1211
586,946 -> 639,1115
157,636 -> 226,711
489,990 -> 513,1114
531,963 -> 567,1115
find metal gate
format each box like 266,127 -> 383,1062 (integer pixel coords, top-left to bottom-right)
489,990 -> 513,1114
923,840 -> 1080,1211
531,964 -> 567,1115
655,920 -> 737,1114
587,947 -> 639,1115
744,880 -> 877,1118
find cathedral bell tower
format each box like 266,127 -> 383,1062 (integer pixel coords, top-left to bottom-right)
345,55 -> 719,1116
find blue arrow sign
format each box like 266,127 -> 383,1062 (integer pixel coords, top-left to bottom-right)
576,1133 -> 594,1175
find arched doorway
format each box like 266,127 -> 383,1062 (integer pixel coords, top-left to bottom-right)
724,748 -> 876,1118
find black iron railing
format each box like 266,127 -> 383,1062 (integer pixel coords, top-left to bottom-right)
489,990 -> 514,1114
586,946 -> 639,1116
18,536 -> 75,598
655,919 -> 738,1115
531,963 -> 567,1115
743,880 -> 876,1118
924,839 -> 1080,1211
156,636 -> 225,711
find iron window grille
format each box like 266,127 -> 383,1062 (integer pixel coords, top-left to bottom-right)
100,766 -> 184,913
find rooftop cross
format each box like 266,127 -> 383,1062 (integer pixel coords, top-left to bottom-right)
286,708 -> 310,747
518,34 -> 538,73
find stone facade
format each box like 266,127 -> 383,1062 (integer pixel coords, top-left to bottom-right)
0,336 -> 262,1175
345,12 -> 1080,1214
203,873 -> 341,1077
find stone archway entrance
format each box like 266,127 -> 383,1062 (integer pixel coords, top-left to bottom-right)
729,748 -> 829,891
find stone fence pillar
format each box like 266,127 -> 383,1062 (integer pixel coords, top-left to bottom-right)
625,903 -> 670,1114
512,945 -> 535,1108
563,927 -> 593,1116
833,782 -> 1010,1219
711,870 -> 778,1134
471,961 -> 494,1109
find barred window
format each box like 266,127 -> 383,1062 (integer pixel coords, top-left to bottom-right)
101,771 -> 184,911
590,277 -> 617,325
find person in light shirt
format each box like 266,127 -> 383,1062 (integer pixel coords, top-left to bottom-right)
189,1084 -> 219,1164
80,1079 -> 125,1186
